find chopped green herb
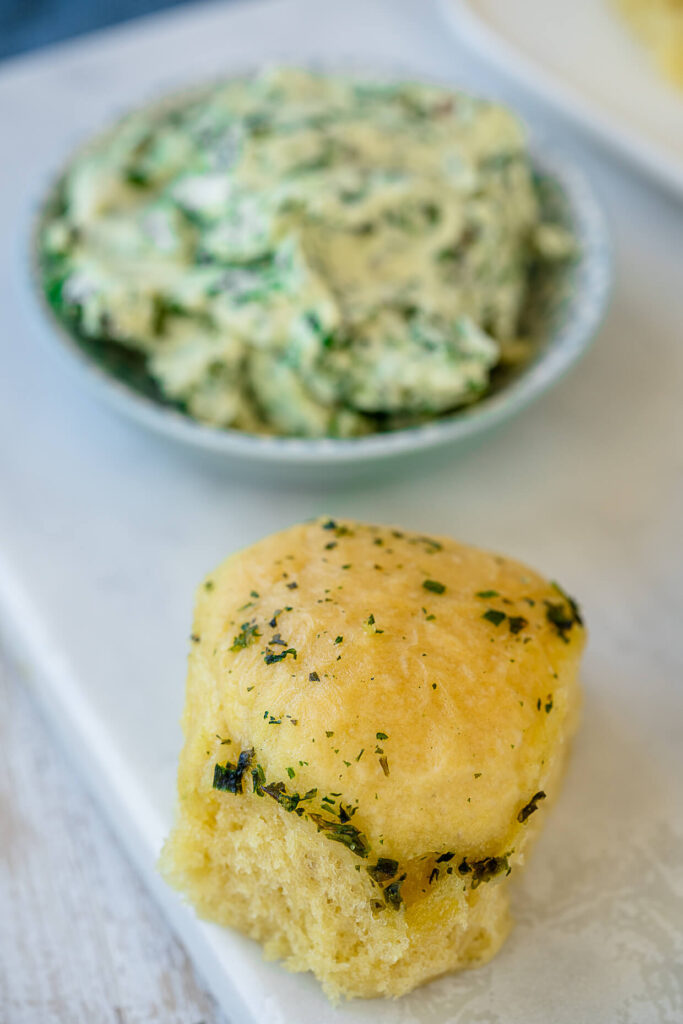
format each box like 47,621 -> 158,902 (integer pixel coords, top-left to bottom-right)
308,813 -> 370,857
264,647 -> 297,664
262,781 -> 301,812
383,874 -> 406,910
251,763 -> 266,795
363,613 -> 383,634
508,615 -> 528,635
551,582 -> 583,625
422,579 -> 446,594
376,732 -> 388,741
367,858 -> 399,884
476,589 -> 499,598
204,580 -> 215,591
286,767 -> 296,779
286,581 -> 299,590
230,621 -> 261,652
190,633 -> 201,643
545,586 -> 582,642
309,671 -> 320,681
469,854 -> 511,888
517,790 -> 546,823
483,609 -> 506,626
412,536 -> 442,553
334,635 -> 343,644
325,730 -> 334,738
213,748 -> 254,794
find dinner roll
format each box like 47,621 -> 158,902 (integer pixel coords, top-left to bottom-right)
161,518 -> 584,999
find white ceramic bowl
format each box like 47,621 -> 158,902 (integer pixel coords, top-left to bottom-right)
30,93 -> 611,473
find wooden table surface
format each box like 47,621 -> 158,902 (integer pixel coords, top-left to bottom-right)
0,646 -> 228,1024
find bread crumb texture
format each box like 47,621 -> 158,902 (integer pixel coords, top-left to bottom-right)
160,518 -> 584,999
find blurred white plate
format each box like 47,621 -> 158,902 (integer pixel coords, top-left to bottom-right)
439,0 -> 683,197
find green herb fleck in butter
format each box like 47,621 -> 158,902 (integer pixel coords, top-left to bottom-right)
41,67 -> 572,438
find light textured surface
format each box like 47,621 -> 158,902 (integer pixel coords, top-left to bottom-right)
0,0 -> 682,1022
0,645 -> 227,1024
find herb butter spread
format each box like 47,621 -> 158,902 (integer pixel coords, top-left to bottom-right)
41,68 -> 572,437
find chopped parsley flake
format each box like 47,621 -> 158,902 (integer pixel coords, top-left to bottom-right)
309,671 -> 320,681
363,613 -> 383,634
230,621 -> 261,652
213,748 -> 254,794
422,579 -> 446,594
508,615 -> 528,634
476,589 -> 499,598
308,813 -> 370,857
264,647 -> 297,664
367,858 -> 398,884
517,790 -> 546,823
383,874 -> 406,910
483,609 -> 506,626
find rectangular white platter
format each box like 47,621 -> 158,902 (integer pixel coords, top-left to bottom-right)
440,0 -> 683,197
1,1 -> 682,1022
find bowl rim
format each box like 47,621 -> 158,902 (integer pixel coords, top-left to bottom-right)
28,75 -> 612,465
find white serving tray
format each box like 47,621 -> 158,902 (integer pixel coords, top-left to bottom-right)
1,1 -> 682,1022
440,0 -> 683,197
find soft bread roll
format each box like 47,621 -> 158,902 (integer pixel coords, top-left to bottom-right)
161,519 -> 584,999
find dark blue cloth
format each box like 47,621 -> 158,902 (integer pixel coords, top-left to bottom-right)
0,0 -> 209,61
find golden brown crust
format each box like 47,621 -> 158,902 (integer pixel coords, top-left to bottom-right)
188,518 -> 584,862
